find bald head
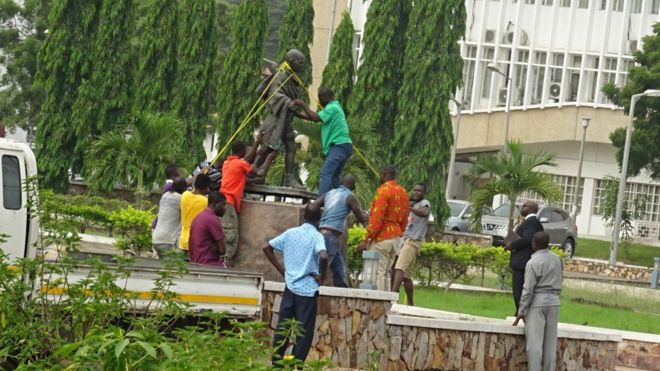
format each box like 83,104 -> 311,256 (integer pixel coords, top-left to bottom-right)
521,200 -> 539,216
341,174 -> 357,190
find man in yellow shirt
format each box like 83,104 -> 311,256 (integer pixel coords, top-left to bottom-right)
179,173 -> 210,256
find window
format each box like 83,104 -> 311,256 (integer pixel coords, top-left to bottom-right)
352,32 -> 362,69
521,175 -> 584,213
632,0 -> 642,12
612,0 -> 624,10
552,210 -> 567,222
578,0 -> 589,7
592,180 -> 660,222
525,0 -> 536,4
543,0 -> 553,5
481,48 -> 495,99
600,0 -> 607,9
2,155 -> 21,210
560,0 -> 571,6
652,0 -> 660,13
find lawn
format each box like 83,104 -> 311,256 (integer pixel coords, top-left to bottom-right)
575,238 -> 660,267
409,286 -> 660,335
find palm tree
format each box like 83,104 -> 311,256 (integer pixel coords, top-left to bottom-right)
85,113 -> 183,204
468,140 -> 562,232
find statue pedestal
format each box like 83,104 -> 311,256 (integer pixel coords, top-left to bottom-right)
244,183 -> 318,203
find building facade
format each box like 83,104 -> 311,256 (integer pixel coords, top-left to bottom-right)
311,0 -> 660,241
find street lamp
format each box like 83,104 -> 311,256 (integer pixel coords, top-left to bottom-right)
572,116 -> 590,222
487,62 -> 513,156
610,89 -> 660,265
446,99 -> 462,200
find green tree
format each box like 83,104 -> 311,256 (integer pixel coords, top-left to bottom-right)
602,23 -> 660,180
72,0 -> 133,168
173,0 -> 217,164
320,11 -> 355,108
468,141 -> 562,231
133,0 -> 178,114
85,113 -> 183,204
35,0 -> 101,192
0,0 -> 51,138
277,0 -> 313,86
215,0 -> 268,145
392,0 -> 466,222
348,0 -> 410,160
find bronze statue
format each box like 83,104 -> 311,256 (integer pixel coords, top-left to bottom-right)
251,49 -> 305,188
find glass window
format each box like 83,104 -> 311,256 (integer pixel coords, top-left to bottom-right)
526,0 -> 536,4
632,0 -> 642,12
612,0 -> 624,10
448,202 -> 466,217
352,32 -> 362,69
2,155 -> 21,210
493,204 -> 521,218
600,0 -> 607,10
521,175 -> 583,212
543,0 -> 553,5
560,0 -> 571,6
551,210 -> 567,222
530,65 -> 545,104
578,0 -> 589,7
651,0 -> 659,13
538,209 -> 552,221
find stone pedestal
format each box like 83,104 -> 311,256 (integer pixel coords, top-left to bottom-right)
232,199 -> 304,281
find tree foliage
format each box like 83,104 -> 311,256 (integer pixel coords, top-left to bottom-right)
277,0 -> 314,86
216,0 -> 268,144
348,0 -> 410,160
35,0 -> 101,192
602,22 -> 660,180
133,0 -> 178,114
320,11 -> 355,109
392,0 -> 466,223
599,176 -> 647,258
0,0 -> 51,137
72,0 -> 133,166
468,141 -> 562,231
173,0 -> 217,164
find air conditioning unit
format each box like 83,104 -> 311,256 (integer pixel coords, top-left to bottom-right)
503,31 -> 515,44
498,88 -> 508,105
629,40 -> 638,53
549,83 -> 561,99
502,30 -> 529,45
484,29 -> 496,43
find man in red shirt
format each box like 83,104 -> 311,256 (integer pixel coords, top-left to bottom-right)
189,191 -> 228,267
221,132 -> 274,263
358,164 -> 409,291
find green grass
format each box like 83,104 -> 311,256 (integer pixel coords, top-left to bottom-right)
409,286 -> 660,335
575,238 -> 660,267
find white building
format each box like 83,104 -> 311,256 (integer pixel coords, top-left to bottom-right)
311,0 -> 660,241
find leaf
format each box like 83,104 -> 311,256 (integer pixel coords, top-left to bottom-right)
137,341 -> 157,359
126,330 -> 145,340
159,343 -> 173,359
114,339 -> 129,359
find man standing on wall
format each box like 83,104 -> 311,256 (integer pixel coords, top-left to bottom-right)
152,177 -> 188,258
513,231 -> 563,371
315,174 -> 367,287
357,165 -> 409,291
391,183 -> 431,305
292,87 -> 353,196
506,201 -> 544,313
179,174 -> 211,257
189,191 -> 228,268
262,204 -> 328,365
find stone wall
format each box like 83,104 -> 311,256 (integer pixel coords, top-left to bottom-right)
617,339 -> 660,370
565,258 -> 653,282
262,282 -> 620,370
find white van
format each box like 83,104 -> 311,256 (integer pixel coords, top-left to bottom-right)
0,138 -> 39,260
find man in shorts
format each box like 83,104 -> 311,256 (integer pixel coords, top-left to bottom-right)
391,183 -> 431,305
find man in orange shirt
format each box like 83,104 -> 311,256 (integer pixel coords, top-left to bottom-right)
358,164 -> 409,291
221,132 -> 274,262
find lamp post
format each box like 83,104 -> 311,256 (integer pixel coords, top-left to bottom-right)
610,89 -> 660,265
486,62 -> 513,156
572,116 -> 590,222
446,99 -> 462,200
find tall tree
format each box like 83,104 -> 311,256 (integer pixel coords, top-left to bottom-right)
0,0 -> 51,140
72,0 -> 133,167
133,0 -> 178,114
35,0 -> 100,192
277,0 -> 313,86
320,11 -> 355,108
216,0 -> 268,145
348,0 -> 410,161
603,23 -> 660,180
391,0 -> 466,222
173,0 -> 217,164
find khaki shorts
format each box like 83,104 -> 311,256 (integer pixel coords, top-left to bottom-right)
394,239 -> 422,278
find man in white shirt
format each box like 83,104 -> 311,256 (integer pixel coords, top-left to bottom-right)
152,177 -> 187,258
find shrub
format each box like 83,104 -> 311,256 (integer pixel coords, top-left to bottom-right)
109,206 -> 155,254
346,227 -> 366,288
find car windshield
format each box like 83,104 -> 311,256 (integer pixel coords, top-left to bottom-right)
448,202 -> 465,217
492,204 -> 520,218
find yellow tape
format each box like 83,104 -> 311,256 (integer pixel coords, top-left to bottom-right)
42,287 -> 259,306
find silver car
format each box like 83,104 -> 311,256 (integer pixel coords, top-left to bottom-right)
445,200 -> 492,233
480,203 -> 578,257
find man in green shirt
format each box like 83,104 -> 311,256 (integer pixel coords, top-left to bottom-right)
293,87 -> 353,196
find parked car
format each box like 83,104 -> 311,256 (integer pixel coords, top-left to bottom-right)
480,203 -> 578,257
445,200 -> 492,233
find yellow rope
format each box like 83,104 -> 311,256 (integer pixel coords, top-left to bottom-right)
280,63 -> 380,178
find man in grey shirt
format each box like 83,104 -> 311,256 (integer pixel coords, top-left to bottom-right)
513,231 -> 563,371
152,177 -> 187,258
391,183 -> 431,305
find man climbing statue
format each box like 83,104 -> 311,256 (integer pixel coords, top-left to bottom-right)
251,49 -> 306,188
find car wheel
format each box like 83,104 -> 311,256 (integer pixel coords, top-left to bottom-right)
452,227 -> 460,232
562,238 -> 575,258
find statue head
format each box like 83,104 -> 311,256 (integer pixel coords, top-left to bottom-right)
284,49 -> 305,74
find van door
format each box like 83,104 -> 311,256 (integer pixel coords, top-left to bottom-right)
0,150 -> 28,259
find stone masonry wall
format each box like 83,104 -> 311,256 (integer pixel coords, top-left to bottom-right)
565,258 -> 652,282
262,288 -> 619,370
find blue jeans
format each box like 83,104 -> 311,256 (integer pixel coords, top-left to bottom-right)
319,143 -> 353,196
323,233 -> 348,287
